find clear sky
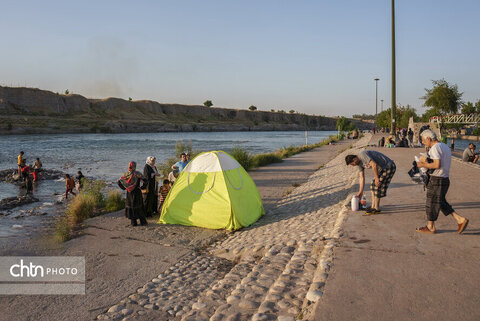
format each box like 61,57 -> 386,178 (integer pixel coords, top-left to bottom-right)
1,0 -> 479,117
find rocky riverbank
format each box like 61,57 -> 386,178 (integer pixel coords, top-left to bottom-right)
0,86 -> 374,135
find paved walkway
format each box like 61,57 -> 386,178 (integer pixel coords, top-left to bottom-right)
314,134 -> 480,321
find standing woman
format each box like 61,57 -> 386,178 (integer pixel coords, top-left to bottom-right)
143,156 -> 160,217
118,162 -> 147,226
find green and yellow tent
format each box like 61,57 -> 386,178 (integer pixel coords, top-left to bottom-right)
158,151 -> 264,230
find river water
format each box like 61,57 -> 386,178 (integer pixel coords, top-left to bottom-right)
1,131 -> 337,184
0,131 -> 336,239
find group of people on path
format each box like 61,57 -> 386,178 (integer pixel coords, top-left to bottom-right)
346,129 -> 469,234
377,128 -> 414,148
117,153 -> 191,226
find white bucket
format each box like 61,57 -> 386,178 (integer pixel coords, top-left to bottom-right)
351,195 -> 360,211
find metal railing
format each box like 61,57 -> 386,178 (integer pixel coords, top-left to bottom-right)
430,113 -> 479,124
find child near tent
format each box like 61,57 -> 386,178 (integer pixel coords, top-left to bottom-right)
158,179 -> 170,213
65,174 -> 76,199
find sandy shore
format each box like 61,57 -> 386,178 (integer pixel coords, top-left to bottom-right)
0,137 -> 361,320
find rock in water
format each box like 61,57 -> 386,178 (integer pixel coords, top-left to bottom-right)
0,195 -> 40,210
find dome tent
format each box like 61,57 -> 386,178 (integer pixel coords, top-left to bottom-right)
158,151 -> 264,230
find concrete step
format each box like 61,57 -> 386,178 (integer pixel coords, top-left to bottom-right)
250,240 -> 321,321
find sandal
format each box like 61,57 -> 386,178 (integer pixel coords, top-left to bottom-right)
416,226 -> 435,234
457,219 -> 469,234
365,208 -> 381,215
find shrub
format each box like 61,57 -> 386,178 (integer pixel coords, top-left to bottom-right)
158,156 -> 178,177
229,147 -> 253,170
157,140 -> 200,176
472,128 -> 480,136
54,216 -> 71,242
82,179 -> 106,207
252,153 -> 283,167
66,193 -> 96,226
175,140 -> 192,157
54,179 -> 106,242
105,190 -> 125,212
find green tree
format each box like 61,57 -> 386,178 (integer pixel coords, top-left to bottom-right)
248,105 -> 257,111
461,102 -> 475,114
475,100 -> 480,113
376,109 -> 391,128
421,107 -> 439,122
422,79 -> 463,115
397,105 -> 419,128
270,109 -> 275,112
203,100 -> 213,107
289,109 -> 295,114
128,97 -> 132,101
336,116 -> 356,131
377,105 -> 419,128
65,89 -> 69,95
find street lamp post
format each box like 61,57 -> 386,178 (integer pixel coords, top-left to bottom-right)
374,78 -> 380,124
391,0 -> 397,135
381,99 -> 384,112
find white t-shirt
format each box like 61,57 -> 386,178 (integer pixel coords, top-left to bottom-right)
428,142 -> 451,178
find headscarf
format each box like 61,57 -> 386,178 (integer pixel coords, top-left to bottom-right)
146,156 -> 156,167
146,156 -> 158,176
119,161 -> 143,192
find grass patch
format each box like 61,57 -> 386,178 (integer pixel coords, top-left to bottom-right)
252,153 -> 283,168
105,190 -> 125,212
228,136 -> 340,171
54,179 -> 125,242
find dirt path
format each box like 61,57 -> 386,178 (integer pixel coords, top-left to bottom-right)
0,139 -> 353,321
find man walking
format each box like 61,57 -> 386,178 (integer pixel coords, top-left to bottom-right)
345,150 -> 396,214
415,129 -> 469,234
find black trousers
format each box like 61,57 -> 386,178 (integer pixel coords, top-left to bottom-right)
425,176 -> 455,221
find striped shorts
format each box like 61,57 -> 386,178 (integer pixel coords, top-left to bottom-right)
371,165 -> 396,198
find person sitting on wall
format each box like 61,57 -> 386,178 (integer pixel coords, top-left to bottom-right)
462,143 -> 479,164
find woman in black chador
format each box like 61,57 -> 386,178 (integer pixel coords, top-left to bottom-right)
143,156 -> 159,217
118,161 -> 147,226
